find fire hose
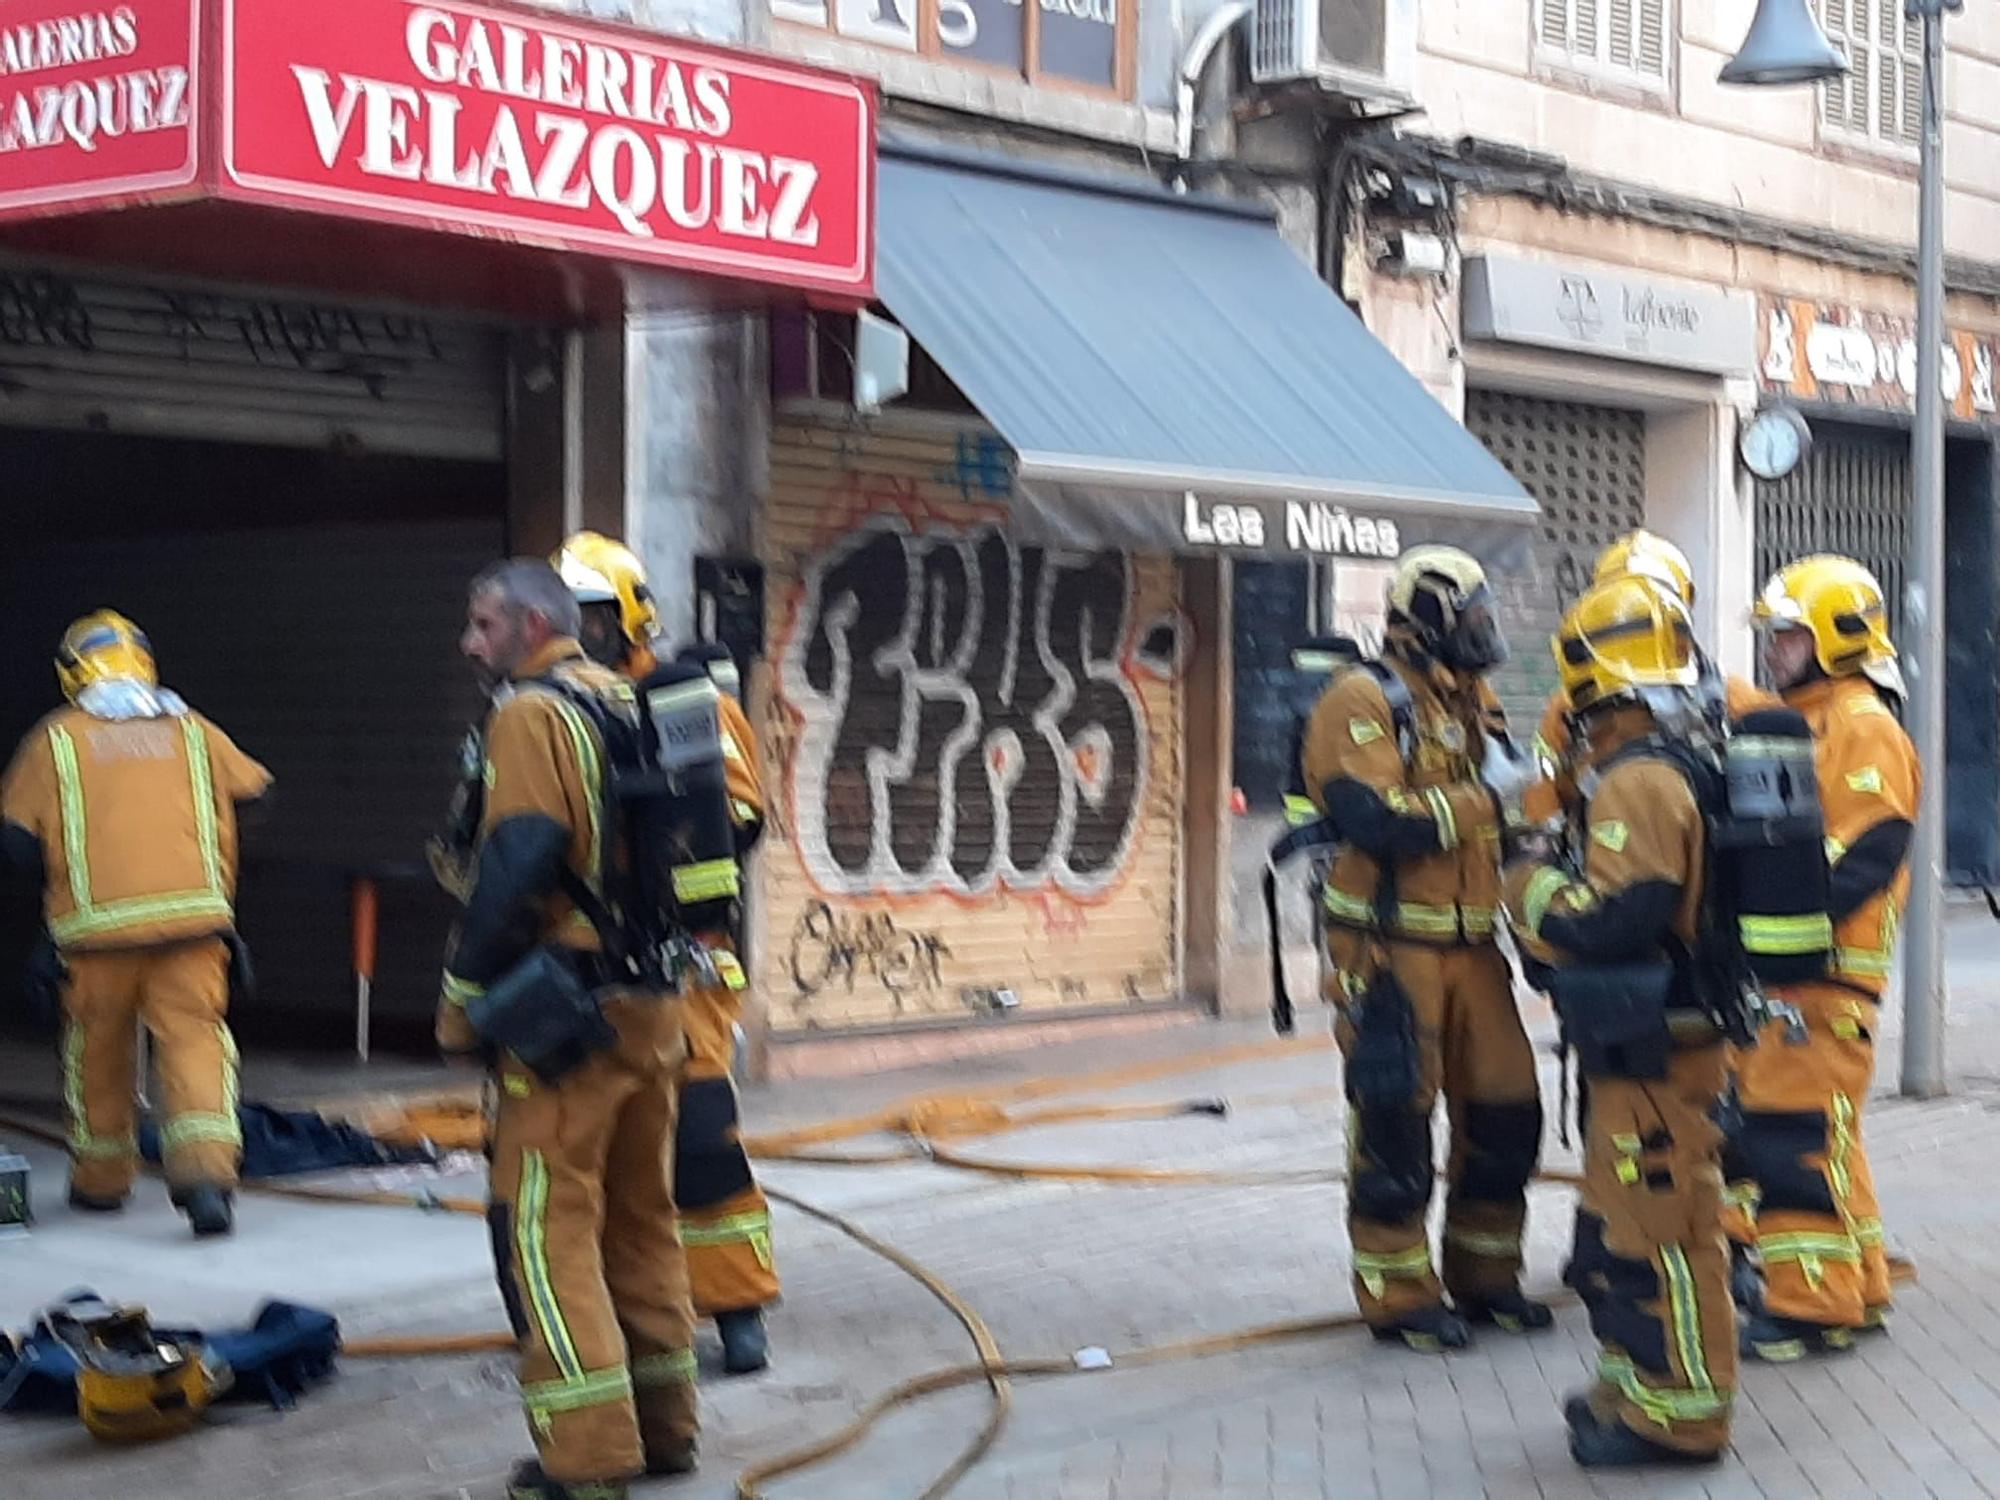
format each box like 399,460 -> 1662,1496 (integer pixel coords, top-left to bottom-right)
0,1028 -> 1911,1498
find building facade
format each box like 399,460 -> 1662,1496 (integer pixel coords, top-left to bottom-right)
1211,0 -> 2000,1013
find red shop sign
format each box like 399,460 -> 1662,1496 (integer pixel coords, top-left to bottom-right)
0,0 -> 200,214
220,0 -> 874,295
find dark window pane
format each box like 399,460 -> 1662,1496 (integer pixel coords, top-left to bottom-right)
1038,0 -> 1117,85
938,0 -> 1026,71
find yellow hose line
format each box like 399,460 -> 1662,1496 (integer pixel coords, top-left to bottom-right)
744,1185 -> 1012,1500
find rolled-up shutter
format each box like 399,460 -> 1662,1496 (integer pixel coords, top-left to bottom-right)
0,262 -> 504,460
1465,390 -> 1649,733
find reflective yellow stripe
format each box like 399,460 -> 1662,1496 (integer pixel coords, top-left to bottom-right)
517,1151 -> 583,1383
546,698 -> 604,900
631,1349 -> 698,1387
1283,794 -> 1318,828
441,972 -> 486,1007
1740,913 -> 1833,956
47,719 -> 232,945
1597,1352 -> 1732,1424
160,1111 -> 241,1153
1393,901 -> 1459,935
1828,1091 -> 1856,1203
1722,1181 -> 1761,1213
1834,948 -> 1893,977
48,727 -> 91,914
1292,649 -> 1340,671
1444,1228 -> 1520,1258
1424,787 -> 1458,851
712,949 -> 747,992
683,1208 -> 774,1269
1759,1231 -> 1861,1264
1522,866 -> 1571,939
1660,1245 -> 1713,1397
1353,1245 -> 1433,1276
182,718 -> 222,894
1323,887 -> 1491,939
63,1020 -> 133,1159
1853,1216 -> 1885,1246
672,857 -> 740,905
1324,887 -> 1375,925
521,1364 -> 632,1420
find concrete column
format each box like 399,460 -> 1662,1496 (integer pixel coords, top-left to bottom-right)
622,277 -> 771,647
1644,391 -> 1754,676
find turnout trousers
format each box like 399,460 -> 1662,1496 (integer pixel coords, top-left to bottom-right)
1327,930 -> 1542,1325
487,993 -> 699,1486
675,981 -> 779,1316
1731,983 -> 1887,1328
63,937 -> 240,1198
1570,1042 -> 1735,1457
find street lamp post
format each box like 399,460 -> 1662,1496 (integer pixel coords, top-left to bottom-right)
1723,0 -> 1958,1099
1901,1 -> 1952,1098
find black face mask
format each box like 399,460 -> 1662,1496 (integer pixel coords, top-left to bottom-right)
1442,585 -> 1508,674
578,603 -> 626,669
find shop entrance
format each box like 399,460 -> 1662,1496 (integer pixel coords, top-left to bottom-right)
0,266 -> 518,1061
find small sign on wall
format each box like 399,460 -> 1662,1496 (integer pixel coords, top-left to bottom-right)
1758,294 -> 1998,421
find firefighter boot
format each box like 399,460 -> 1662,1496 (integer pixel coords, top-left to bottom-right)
505,1461 -> 630,1500
67,1185 -> 126,1214
1741,1311 -> 1856,1363
1458,1289 -> 1554,1334
716,1308 -> 769,1375
1369,1304 -> 1471,1355
1567,1403 -> 1722,1469
173,1184 -> 233,1238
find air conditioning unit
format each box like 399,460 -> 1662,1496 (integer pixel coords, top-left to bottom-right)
1250,0 -> 1415,103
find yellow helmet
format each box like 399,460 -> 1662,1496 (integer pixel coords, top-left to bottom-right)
1593,529 -> 1696,608
56,611 -> 156,703
553,531 -> 660,648
1555,574 -> 1698,715
44,1298 -> 229,1445
1753,554 -> 1900,694
1387,545 -> 1508,673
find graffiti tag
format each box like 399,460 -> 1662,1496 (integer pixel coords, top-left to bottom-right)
0,272 -> 92,351
789,900 -> 952,998
781,515 -> 1148,898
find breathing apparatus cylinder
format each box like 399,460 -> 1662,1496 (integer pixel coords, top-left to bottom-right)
1714,706 -> 1834,983
636,661 -> 742,936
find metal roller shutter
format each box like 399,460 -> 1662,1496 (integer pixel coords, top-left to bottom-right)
1754,422 -> 1910,640
1464,391 -> 1649,733
759,414 -> 1185,1032
0,261 -> 505,460
0,516 -> 503,1045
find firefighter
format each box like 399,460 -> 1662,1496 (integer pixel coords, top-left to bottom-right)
1502,574 -> 1735,1467
442,560 -> 699,1500
1519,530 -> 1771,1306
1521,530 -> 1765,826
554,531 -> 777,1376
0,613 -> 271,1237
1301,545 -> 1547,1352
1736,556 -> 1918,1361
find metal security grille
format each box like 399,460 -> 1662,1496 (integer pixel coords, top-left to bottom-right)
0,261 -> 506,460
1464,390 -> 1649,733
1754,422 -> 1909,641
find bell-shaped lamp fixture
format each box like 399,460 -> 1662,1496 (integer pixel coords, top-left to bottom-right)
1719,0 -> 1851,86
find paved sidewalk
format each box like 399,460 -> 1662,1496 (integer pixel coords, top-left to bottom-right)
6,907 -> 2000,1498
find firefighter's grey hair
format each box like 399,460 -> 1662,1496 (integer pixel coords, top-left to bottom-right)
470,558 -> 583,637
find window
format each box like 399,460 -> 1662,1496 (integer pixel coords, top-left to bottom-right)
1819,0 -> 1921,150
1535,0 -> 1671,88
773,0 -> 1129,92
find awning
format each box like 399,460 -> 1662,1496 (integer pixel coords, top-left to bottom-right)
875,143 -> 1536,565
